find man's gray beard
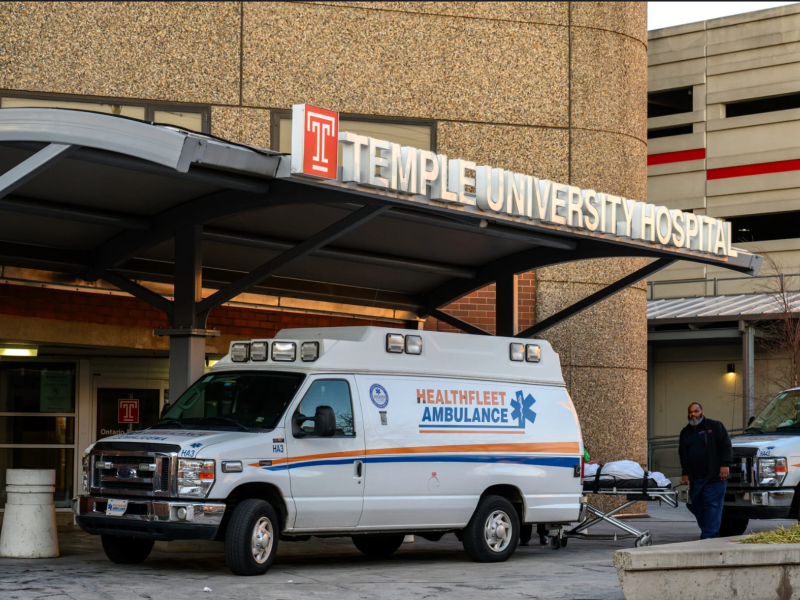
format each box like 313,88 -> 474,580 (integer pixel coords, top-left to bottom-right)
689,417 -> 703,426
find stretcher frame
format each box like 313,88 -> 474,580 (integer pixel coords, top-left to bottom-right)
557,485 -> 678,548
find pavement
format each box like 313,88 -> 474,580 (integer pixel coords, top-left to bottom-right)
0,504 -> 794,600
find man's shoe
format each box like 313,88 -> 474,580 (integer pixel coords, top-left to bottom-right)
539,535 -> 548,545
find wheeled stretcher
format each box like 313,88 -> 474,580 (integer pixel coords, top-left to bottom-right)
548,473 -> 678,550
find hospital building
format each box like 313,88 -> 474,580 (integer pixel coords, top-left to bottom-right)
0,2 -> 698,520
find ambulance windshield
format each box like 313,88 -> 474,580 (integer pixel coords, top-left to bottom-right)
748,389 -> 800,434
156,371 -> 305,431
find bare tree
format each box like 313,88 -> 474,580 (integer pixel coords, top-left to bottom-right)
751,252 -> 800,411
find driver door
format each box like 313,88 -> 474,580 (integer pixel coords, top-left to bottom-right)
284,376 -> 366,531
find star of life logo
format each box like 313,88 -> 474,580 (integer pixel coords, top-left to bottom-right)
291,104 -> 339,180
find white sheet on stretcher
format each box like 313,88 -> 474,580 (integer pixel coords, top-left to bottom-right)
584,460 -> 671,487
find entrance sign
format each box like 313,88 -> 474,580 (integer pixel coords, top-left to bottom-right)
118,399 -> 139,424
290,104 -> 338,180
39,370 -> 73,413
290,104 -> 736,258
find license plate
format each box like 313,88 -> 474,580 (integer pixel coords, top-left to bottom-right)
106,499 -> 128,516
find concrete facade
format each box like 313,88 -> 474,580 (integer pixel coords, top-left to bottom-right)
0,2 -> 648,513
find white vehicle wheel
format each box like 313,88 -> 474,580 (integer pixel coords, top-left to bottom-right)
485,510 -> 513,552
251,516 -> 274,564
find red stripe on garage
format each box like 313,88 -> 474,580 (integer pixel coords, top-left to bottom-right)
707,158 -> 800,180
647,148 -> 706,166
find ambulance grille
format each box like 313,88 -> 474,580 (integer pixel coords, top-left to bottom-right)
90,450 -> 176,497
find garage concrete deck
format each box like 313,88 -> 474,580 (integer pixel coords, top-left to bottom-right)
0,504 -> 792,600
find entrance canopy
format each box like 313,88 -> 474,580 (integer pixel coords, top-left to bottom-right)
0,108 -> 764,395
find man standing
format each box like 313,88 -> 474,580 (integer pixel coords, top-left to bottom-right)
679,403 -> 733,539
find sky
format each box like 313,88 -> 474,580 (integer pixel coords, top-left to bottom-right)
648,2 -> 798,30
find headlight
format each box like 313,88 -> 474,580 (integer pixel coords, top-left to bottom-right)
757,457 -> 787,486
177,459 -> 215,498
81,454 -> 89,492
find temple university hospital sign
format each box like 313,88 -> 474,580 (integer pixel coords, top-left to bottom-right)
287,104 -> 736,259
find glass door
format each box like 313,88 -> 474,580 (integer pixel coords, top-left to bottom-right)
92,380 -> 164,442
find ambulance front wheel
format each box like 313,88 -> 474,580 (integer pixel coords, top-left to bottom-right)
462,494 -> 520,563
101,535 -> 153,564
225,499 -> 279,576
352,534 -> 405,557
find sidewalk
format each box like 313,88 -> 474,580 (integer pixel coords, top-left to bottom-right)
0,504 -> 792,600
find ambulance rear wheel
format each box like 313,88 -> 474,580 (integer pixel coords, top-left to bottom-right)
462,495 -> 519,563
352,534 -> 405,558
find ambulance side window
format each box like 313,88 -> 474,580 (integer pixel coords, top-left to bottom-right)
296,380 -> 355,437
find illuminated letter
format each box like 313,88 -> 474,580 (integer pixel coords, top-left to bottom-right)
417,150 -> 439,196
431,155 -> 457,202
566,185 -> 583,228
670,210 -> 685,248
390,145 -> 418,194
476,167 -> 504,212
368,138 -> 390,188
582,189 -> 600,232
545,183 -> 567,225
339,132 -> 369,183
448,159 -> 476,206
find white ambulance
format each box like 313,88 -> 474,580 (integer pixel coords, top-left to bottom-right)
74,327 -> 585,575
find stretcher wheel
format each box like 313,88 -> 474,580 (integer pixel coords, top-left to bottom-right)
634,533 -> 652,548
550,536 -> 561,550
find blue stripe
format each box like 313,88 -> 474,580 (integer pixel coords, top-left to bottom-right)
263,454 -> 577,471
418,424 -> 523,429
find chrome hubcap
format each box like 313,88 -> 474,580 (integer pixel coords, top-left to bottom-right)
251,516 -> 273,564
485,510 -> 512,552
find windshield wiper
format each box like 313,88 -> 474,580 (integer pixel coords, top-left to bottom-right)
151,417 -> 185,429
195,417 -> 251,432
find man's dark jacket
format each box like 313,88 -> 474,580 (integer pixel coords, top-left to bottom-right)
678,417 -> 733,482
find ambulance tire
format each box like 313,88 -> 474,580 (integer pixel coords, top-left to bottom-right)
352,534 -> 405,557
225,499 -> 279,576
462,495 -> 520,563
719,517 -> 749,537
101,535 -> 153,564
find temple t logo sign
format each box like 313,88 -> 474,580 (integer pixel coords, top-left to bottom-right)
118,399 -> 139,424
290,104 -> 339,180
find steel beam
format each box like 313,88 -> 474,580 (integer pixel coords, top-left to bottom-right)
203,227 -> 476,279
195,205 -> 389,316
99,270 -> 173,316
741,321 -> 756,428
85,188 -> 272,281
0,143 -> 77,200
0,194 -> 150,229
517,258 -> 677,338
0,240 -> 87,272
431,310 -> 491,336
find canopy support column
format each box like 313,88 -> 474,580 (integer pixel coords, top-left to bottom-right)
741,321 -> 756,428
496,273 -> 518,337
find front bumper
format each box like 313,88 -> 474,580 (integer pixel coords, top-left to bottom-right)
73,496 -> 225,541
720,488 -> 794,520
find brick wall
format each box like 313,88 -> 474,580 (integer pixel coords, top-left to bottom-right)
0,284 -> 405,340
424,272 -> 536,335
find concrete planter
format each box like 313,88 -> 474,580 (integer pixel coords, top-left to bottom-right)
615,537 -> 800,600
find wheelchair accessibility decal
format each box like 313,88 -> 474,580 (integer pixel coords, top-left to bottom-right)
417,389 -> 536,434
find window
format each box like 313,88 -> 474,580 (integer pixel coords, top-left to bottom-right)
161,371 -> 305,430
0,91 -> 209,133
728,212 -> 800,243
648,87 -> 693,119
647,125 -> 694,139
296,379 -> 355,437
0,361 -> 77,507
726,92 -> 800,119
271,110 -> 435,155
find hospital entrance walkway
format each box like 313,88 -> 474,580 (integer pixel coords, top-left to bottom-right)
0,503 -> 791,600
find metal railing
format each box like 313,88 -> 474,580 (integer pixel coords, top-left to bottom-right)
648,273 -> 800,301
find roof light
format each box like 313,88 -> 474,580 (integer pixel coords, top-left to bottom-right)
272,342 -> 296,362
405,335 -> 422,355
231,343 -> 249,362
509,343 -> 524,362
250,342 -> 268,362
526,344 -> 541,363
301,342 -> 319,362
386,334 -> 404,353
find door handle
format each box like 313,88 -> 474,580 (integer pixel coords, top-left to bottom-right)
354,460 -> 363,478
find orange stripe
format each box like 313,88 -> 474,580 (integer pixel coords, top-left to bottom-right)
418,431 -> 525,435
250,442 -> 580,467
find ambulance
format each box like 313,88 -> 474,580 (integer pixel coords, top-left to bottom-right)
73,327 -> 585,575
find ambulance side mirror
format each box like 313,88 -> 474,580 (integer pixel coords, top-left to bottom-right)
292,406 -> 336,438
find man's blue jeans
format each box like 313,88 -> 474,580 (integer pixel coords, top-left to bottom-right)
689,478 -> 727,539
